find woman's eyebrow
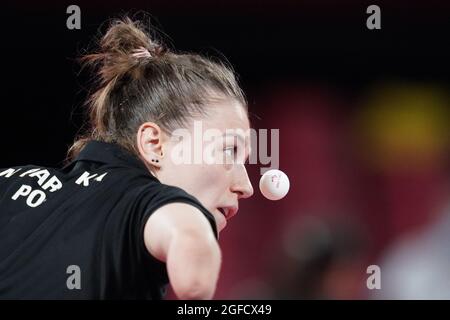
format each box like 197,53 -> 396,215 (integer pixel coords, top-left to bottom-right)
222,132 -> 246,144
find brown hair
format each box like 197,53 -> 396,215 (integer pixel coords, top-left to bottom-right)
66,17 -> 247,163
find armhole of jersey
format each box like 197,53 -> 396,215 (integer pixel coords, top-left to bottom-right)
139,197 -> 219,266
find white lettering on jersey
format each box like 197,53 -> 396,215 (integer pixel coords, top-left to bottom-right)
0,168 -> 22,178
14,168 -> 63,193
95,172 -> 108,182
75,171 -> 108,187
41,175 -> 63,192
26,190 -> 47,207
5,167 -> 108,208
19,168 -> 41,177
11,185 -> 32,200
11,184 -> 47,208
28,169 -> 51,186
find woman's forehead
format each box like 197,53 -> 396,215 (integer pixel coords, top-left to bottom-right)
204,99 -> 249,129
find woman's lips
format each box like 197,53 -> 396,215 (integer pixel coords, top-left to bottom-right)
213,206 -> 239,232
218,206 -> 239,219
214,208 -> 227,231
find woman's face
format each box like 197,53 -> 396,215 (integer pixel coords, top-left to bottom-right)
156,99 -> 254,233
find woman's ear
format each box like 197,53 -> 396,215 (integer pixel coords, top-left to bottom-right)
136,122 -> 165,168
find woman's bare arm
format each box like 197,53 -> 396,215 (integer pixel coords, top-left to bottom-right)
143,203 -> 221,299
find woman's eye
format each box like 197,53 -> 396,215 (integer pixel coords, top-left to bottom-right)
224,147 -> 236,157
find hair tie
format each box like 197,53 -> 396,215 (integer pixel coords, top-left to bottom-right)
132,47 -> 152,59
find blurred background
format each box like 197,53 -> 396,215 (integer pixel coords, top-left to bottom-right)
1,0 -> 449,299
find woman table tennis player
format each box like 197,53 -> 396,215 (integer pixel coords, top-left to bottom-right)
0,17 -> 253,299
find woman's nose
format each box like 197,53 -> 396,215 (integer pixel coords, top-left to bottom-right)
231,166 -> 254,199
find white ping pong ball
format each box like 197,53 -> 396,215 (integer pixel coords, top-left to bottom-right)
259,169 -> 290,201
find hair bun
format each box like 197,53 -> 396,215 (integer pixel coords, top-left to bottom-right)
100,18 -> 165,57
81,18 -> 166,84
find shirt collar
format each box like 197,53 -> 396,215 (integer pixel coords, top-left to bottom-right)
72,140 -> 152,174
